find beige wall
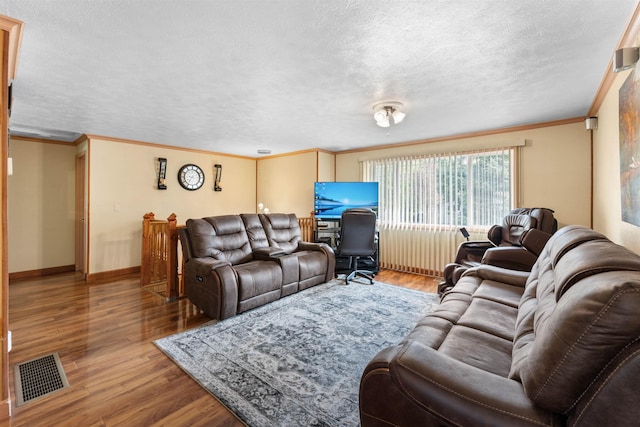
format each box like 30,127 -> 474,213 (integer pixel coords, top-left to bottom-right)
88,137 -> 256,274
593,69 -> 640,255
9,122 -> 595,276
336,123 -> 592,228
517,123 -> 591,227
317,151 -> 335,182
8,139 -> 76,273
256,151 -> 317,217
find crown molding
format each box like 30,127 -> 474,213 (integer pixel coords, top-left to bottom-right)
589,2 -> 640,116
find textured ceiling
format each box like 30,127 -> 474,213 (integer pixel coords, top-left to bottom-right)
2,0 -> 638,157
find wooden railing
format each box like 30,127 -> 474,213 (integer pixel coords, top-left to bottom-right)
298,216 -> 315,242
141,212 -> 180,301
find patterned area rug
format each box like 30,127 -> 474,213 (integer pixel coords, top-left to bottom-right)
155,280 -> 440,427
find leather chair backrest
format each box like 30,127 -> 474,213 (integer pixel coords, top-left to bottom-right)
260,213 -> 302,254
185,215 -> 252,264
501,214 -> 535,246
338,208 -> 377,256
509,207 -> 557,234
487,207 -> 557,246
528,208 -> 557,234
240,213 -> 270,250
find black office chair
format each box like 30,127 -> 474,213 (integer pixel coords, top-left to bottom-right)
336,208 -> 377,285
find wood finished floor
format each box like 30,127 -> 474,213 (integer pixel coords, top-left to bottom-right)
2,270 -> 439,426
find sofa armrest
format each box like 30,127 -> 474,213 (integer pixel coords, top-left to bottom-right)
184,257 -> 238,319
481,246 -> 538,271
487,224 -> 503,246
391,341 -> 559,426
519,228 -> 552,256
454,240 -> 495,264
298,241 -> 328,252
253,247 -> 287,259
188,257 -> 231,277
464,264 -> 530,287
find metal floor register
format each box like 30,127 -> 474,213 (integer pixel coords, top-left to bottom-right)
14,352 -> 69,406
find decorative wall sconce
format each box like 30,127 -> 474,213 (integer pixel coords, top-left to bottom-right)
157,157 -> 167,190
613,47 -> 639,73
214,164 -> 222,191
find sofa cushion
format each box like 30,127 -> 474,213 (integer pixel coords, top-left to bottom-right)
548,224 -> 607,268
185,215 -> 253,264
440,324 -> 515,377
235,260 -> 283,312
471,279 -> 523,308
260,213 -> 302,253
553,239 -> 640,300
418,272 -> 523,377
241,213 -> 270,250
457,297 -> 518,342
185,218 -> 217,259
292,251 -> 327,290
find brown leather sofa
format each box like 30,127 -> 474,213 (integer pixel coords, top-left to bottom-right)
360,225 -> 640,426
179,213 -> 335,319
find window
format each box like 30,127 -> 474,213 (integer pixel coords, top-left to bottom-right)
361,148 -> 515,228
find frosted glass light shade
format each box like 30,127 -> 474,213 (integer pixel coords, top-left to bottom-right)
392,109 -> 406,124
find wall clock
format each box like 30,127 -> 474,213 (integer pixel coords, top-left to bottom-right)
178,163 -> 205,190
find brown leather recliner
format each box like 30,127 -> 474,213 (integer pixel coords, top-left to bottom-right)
439,207 -> 556,294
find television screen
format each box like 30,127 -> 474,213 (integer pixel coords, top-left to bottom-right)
314,182 -> 379,220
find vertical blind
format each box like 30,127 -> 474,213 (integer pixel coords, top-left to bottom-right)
361,147 -> 515,229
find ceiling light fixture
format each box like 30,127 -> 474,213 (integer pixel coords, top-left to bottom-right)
613,47 -> 639,73
372,102 -> 406,128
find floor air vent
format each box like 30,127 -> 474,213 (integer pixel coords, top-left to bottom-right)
14,352 -> 69,406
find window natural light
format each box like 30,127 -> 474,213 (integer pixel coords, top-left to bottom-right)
361,147 -> 515,229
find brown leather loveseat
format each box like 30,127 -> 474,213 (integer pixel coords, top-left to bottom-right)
360,225 -> 640,426
179,213 -> 335,319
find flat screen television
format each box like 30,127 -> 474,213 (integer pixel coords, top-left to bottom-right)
314,181 -> 379,220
